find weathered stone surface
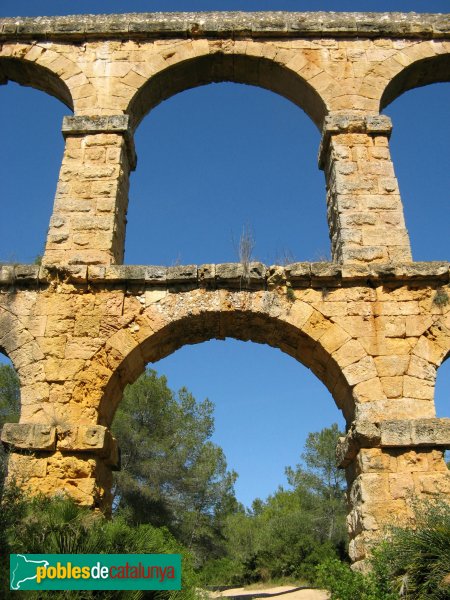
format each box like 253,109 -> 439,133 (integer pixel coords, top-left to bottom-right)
0,13 -> 448,40
1,423 -> 56,451
14,264 -> 40,281
285,263 -> 311,281
1,11 -> 450,570
104,265 -> 147,281
215,263 -> 244,282
311,262 -> 341,282
57,424 -> 111,452
338,419 -> 450,468
0,265 -> 14,283
166,265 -> 197,283
144,266 -> 166,283
62,115 -> 131,135
198,264 -> 216,283
246,262 -> 267,281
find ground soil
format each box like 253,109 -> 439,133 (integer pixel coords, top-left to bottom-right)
210,585 -> 330,600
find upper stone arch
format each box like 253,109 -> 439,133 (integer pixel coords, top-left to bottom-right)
0,54 -> 73,110
125,43 -> 328,132
380,44 -> 450,110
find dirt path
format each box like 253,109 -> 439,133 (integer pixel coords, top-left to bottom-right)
210,585 -> 330,600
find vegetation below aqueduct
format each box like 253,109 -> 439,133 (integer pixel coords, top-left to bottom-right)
1,363 -> 450,599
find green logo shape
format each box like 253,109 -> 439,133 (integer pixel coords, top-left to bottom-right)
10,554 -> 181,591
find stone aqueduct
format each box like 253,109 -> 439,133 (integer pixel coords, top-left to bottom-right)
0,11 -> 449,566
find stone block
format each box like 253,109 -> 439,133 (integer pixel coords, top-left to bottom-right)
0,265 -> 14,284
284,262 -> 311,282
389,473 -> 415,500
353,377 -> 386,403
216,263 -> 243,282
341,264 -> 370,281
310,262 -> 341,282
411,418 -> 450,447
357,448 -> 393,474
14,264 -> 40,281
380,421 -> 413,446
57,424 -> 113,457
144,266 -> 166,283
343,355 -> 378,386
166,265 -> 197,283
1,423 -> 56,451
246,262 -> 267,281
7,454 -> 48,478
104,265 -> 146,281
198,264 -> 215,283
267,265 -> 286,287
62,115 -> 131,135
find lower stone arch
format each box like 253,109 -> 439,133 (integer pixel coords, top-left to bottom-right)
0,303 -> 47,422
76,294 -> 450,567
82,289 -> 357,429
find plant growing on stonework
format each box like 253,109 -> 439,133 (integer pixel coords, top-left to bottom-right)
285,284 -> 296,302
41,405 -> 69,429
238,224 -> 255,286
433,287 -> 449,308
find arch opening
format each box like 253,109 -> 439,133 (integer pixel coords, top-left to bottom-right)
435,351 -> 450,419
435,352 -> 450,466
125,81 -> 328,265
0,352 -> 20,424
110,338 -> 347,570
129,339 -> 345,508
382,80 -> 450,261
0,80 -> 67,263
0,352 -> 20,493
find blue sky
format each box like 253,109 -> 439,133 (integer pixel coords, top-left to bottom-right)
1,1 -> 450,16
0,1 -> 449,507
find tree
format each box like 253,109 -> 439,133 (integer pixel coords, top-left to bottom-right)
0,363 -> 20,494
0,364 -> 237,566
112,368 -> 238,564
0,363 -> 20,427
203,424 -> 348,586
285,423 -> 347,545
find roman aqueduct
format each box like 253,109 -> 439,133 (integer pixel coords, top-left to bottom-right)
0,11 -> 449,567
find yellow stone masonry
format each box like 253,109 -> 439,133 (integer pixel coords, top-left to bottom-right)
0,12 -> 449,568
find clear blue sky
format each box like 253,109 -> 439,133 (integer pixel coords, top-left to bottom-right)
0,0 -> 448,507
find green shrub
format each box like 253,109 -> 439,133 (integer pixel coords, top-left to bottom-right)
198,557 -> 243,586
1,493 -> 200,600
315,558 -> 396,600
372,499 -> 450,599
316,500 -> 450,600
